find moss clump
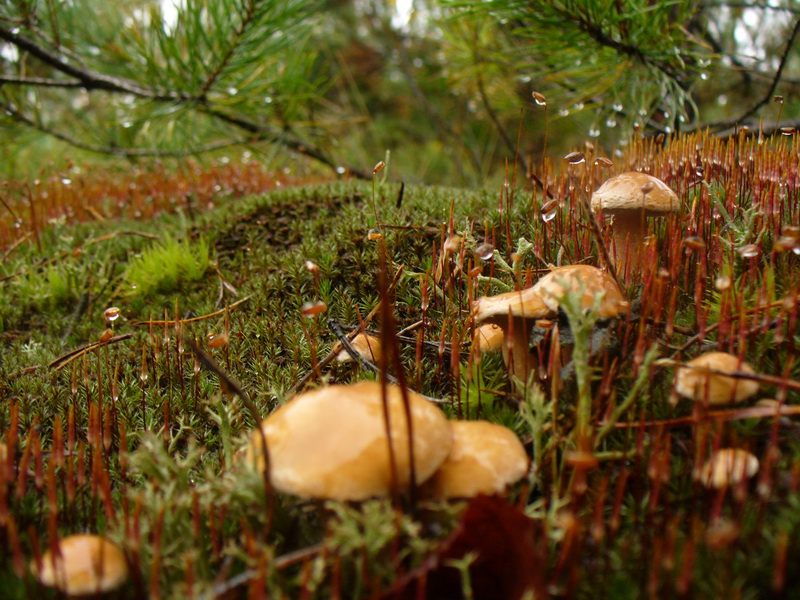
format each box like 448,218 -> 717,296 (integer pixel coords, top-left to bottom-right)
124,237 -> 210,297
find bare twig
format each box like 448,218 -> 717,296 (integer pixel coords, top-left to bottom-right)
131,295 -> 252,326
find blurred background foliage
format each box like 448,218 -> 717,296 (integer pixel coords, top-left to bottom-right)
1,0 -> 799,186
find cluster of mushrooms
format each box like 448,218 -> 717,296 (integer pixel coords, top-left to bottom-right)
30,172 -> 767,596
241,380 -> 530,502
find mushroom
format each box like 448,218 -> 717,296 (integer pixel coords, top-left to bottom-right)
472,265 -> 628,383
424,420 -> 529,499
698,448 -> 759,489
244,381 -> 453,501
472,286 -> 548,383
590,172 -> 679,275
530,264 -> 629,319
332,333 -> 382,364
675,352 -> 759,405
31,534 -> 128,596
474,323 -> 505,353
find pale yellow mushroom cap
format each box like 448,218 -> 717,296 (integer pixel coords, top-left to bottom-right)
472,286 -> 550,323
698,448 -> 759,489
247,381 -> 453,501
425,421 -> 529,499
590,172 -> 679,214
675,352 -> 759,405
474,323 -> 505,353
531,265 -> 629,319
32,534 -> 128,596
333,333 -> 382,364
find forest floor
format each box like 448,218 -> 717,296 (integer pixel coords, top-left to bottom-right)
2,130 -> 800,598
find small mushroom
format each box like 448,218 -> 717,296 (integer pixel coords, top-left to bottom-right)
424,420 -> 529,499
698,448 -> 759,489
675,352 -> 759,405
245,381 -> 453,501
332,333 -> 382,364
32,534 -> 128,596
474,323 -> 505,353
472,265 -> 628,383
472,287 -> 548,383
590,172 -> 679,275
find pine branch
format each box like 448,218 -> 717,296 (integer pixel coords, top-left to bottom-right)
703,16 -> 800,132
0,16 -> 369,178
0,75 -> 85,89
0,24 -> 184,101
196,0 -> 259,99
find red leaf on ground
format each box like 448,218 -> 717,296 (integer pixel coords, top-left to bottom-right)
383,495 -> 547,600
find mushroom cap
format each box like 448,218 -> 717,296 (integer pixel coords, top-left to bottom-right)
425,421 -> 529,499
474,323 -> 505,353
250,381 -> 453,501
531,265 -> 629,319
472,286 -> 550,323
333,333 -> 382,364
590,172 -> 679,214
675,352 -> 759,405
698,448 -> 759,489
32,534 -> 128,596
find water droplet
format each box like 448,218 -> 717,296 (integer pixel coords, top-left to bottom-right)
589,127 -> 600,138
774,236 -> 797,253
780,127 -> 796,136
573,102 -> 584,111
700,72 -> 708,80
558,108 -> 569,117
104,307 -> 121,323
605,117 -> 617,128
301,300 -> 327,318
541,199 -> 558,222
207,332 -> 229,348
737,244 -> 760,258
264,96 -> 273,104
683,236 -> 706,250
367,228 -> 383,241
61,178 -> 72,185
612,103 -> 623,112
532,91 -> 547,106
594,157 -> 613,168
227,87 -> 238,95
564,151 -> 585,164
335,166 -> 346,175
476,243 -> 495,261
10,27 -> 20,35
715,275 -> 731,291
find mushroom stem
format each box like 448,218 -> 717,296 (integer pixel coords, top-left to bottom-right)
500,316 -> 538,384
606,209 -> 647,276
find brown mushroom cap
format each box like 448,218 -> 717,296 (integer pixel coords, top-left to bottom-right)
333,333 -> 382,364
531,265 -> 629,319
698,448 -> 759,489
675,352 -> 759,405
32,534 -> 128,596
590,172 -> 679,214
249,381 -> 453,501
474,323 -> 505,353
425,421 -> 529,499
